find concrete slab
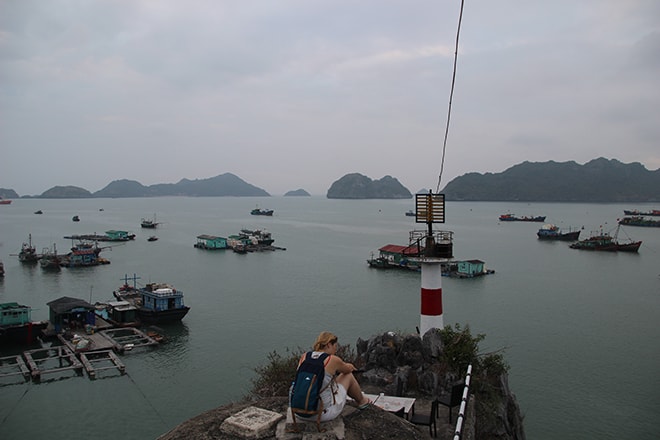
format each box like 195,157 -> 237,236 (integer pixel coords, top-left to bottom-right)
220,406 -> 284,439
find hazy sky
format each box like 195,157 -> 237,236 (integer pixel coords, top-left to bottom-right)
2,1 -> 659,196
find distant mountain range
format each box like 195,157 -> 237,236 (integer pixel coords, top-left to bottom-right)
3,173 -> 270,199
1,158 -> 658,202
440,158 -> 660,202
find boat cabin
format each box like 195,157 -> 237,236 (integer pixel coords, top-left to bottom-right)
66,248 -> 100,266
457,260 -> 485,277
195,234 -> 228,250
140,285 -> 185,312
47,297 -> 96,333
1,302 -> 34,326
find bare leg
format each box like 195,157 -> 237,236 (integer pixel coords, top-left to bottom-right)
336,373 -> 370,406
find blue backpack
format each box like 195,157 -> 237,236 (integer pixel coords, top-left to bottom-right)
289,352 -> 331,431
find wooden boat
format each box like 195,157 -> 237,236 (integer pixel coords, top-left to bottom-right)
569,226 -> 641,253
618,216 -> 660,227
113,277 -> 189,324
34,210 -> 43,214
536,224 -> 581,241
60,242 -> 111,267
0,302 -> 48,345
500,213 -> 546,222
141,214 -> 160,228
233,244 -> 248,254
17,234 -> 41,263
405,210 -> 415,217
250,207 -> 274,216
40,244 -> 61,270
623,209 -> 660,217
147,236 -> 158,242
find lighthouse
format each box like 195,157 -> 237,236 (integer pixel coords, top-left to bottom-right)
411,192 -> 453,337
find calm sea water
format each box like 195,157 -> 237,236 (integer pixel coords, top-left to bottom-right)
1,197 -> 659,440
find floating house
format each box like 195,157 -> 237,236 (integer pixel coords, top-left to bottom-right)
367,244 -> 423,270
456,260 -> 486,277
96,300 -> 140,327
194,234 -> 228,250
47,297 -> 96,333
0,302 -> 48,344
105,230 -> 135,241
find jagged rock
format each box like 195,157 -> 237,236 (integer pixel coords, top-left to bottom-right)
159,332 -> 526,440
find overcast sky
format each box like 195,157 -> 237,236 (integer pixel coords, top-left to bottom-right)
1,1 -> 659,196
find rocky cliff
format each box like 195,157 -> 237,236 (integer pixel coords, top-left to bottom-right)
158,330 -> 525,440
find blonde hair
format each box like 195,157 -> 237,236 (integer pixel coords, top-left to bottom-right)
313,331 -> 338,351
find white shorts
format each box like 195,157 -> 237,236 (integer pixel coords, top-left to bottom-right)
319,383 -> 347,422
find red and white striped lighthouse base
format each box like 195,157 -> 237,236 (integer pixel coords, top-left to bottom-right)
419,261 -> 443,337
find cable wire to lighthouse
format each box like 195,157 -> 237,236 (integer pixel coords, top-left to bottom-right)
435,0 -> 466,194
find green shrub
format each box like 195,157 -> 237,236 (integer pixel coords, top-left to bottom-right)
249,344 -> 358,399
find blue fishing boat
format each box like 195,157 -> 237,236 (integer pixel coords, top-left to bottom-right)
114,277 -> 189,324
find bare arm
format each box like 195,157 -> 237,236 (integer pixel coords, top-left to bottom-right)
327,355 -> 356,375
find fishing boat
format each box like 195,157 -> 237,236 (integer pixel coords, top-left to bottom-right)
536,224 -> 581,241
0,302 -> 48,345
0,197 -> 11,205
141,214 -> 160,228
72,215 -> 80,222
250,207 -> 274,216
569,226 -> 641,253
17,234 -> 41,263
34,210 -> 43,214
618,216 -> 660,228
405,210 -> 415,217
113,276 -> 190,323
40,244 -> 61,270
147,236 -> 158,242
60,242 -> 111,267
499,213 -> 546,222
623,209 -> 660,216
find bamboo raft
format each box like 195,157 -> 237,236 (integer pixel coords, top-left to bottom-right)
79,350 -> 125,379
22,345 -> 83,381
100,327 -> 160,353
0,354 -> 31,382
